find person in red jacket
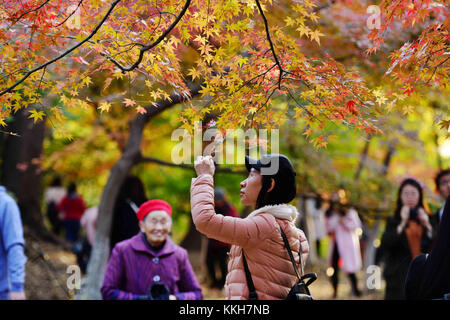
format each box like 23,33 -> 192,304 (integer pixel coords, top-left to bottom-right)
57,182 -> 86,243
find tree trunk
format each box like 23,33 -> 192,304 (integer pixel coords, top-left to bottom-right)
363,141 -> 396,291
1,108 -> 46,229
84,84 -> 201,299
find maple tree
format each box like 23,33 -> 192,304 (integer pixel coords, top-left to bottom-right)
1,0 -> 448,299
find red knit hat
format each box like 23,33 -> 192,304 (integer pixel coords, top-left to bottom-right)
137,199 -> 172,221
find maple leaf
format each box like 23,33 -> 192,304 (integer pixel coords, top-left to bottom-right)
98,101 -> 111,113
402,105 -> 414,115
82,76 -> 92,87
123,98 -> 136,107
28,110 -> 45,123
188,68 -> 201,81
136,106 -> 147,114
309,30 -> 324,45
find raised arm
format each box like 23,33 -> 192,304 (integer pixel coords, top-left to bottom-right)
190,174 -> 273,248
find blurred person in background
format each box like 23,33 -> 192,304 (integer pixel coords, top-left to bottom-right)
78,206 -> 98,274
325,199 -> 362,298
430,169 -> 450,239
378,178 -> 433,300
110,176 -> 147,251
57,182 -> 86,244
44,176 -> 66,235
204,187 -> 238,289
405,195 -> 450,300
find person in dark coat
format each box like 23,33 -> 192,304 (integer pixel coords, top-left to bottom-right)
429,169 -> 450,241
405,195 -> 450,299
102,200 -> 202,300
378,178 -> 433,300
110,176 -> 147,250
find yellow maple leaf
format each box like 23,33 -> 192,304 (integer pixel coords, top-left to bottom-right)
98,101 -> 111,113
28,110 -> 45,123
309,29 -> 324,45
296,24 -> 311,38
188,67 -> 201,80
402,105 -> 414,115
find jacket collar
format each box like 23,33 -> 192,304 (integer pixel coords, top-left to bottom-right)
130,233 -> 176,257
247,204 -> 299,222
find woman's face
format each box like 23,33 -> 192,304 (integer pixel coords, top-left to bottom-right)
139,210 -> 172,247
240,168 -> 263,207
400,184 -> 420,208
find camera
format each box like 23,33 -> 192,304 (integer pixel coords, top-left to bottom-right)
409,207 -> 420,222
136,282 -> 170,300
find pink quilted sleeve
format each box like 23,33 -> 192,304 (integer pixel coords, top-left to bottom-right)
190,174 -> 273,248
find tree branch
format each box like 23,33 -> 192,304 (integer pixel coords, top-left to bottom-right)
254,0 -> 283,88
138,156 -> 247,175
12,0 -> 51,23
104,0 -> 191,72
52,0 -> 84,28
0,0 -> 122,97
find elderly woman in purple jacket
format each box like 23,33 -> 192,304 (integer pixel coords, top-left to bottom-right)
101,199 -> 202,300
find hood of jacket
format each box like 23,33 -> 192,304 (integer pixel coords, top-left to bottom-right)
247,204 -> 299,223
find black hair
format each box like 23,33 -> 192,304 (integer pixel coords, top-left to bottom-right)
394,178 -> 426,221
67,182 -> 77,195
50,176 -> 62,187
325,201 -> 346,218
116,175 -> 147,206
255,175 -> 296,209
435,169 -> 450,190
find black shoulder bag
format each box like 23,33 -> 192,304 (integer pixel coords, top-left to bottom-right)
242,226 -> 317,300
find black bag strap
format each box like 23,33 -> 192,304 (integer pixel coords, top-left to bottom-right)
242,249 -> 258,300
279,225 -> 303,280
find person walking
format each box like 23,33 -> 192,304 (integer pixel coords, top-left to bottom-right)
44,176 -> 66,235
0,186 -> 27,300
307,195 -> 326,258
190,154 -> 309,300
378,178 -> 433,300
57,182 -> 86,243
101,199 -> 202,300
325,202 -> 362,298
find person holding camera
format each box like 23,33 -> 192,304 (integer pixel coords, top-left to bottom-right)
404,195 -> 450,300
378,178 -> 433,300
101,199 -> 202,300
191,154 -> 309,300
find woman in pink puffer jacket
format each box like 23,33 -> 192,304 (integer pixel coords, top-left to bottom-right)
191,154 -> 309,300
